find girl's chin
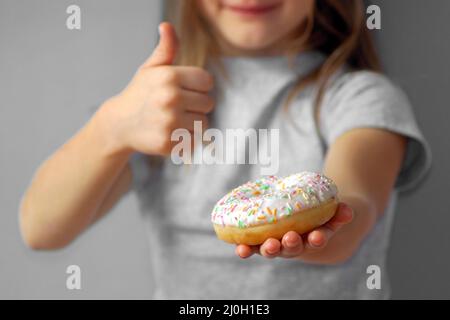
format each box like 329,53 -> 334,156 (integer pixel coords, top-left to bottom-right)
215,24 -> 280,53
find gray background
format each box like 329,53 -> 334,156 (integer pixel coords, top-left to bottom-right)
0,0 -> 448,299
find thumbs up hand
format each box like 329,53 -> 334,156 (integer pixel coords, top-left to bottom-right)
98,22 -> 215,157
142,21 -> 179,67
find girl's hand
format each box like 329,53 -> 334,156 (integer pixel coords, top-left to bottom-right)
235,202 -> 354,259
97,22 -> 214,156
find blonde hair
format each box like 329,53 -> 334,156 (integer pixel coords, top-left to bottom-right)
167,0 -> 381,116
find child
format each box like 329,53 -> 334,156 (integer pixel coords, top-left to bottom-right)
20,0 -> 431,299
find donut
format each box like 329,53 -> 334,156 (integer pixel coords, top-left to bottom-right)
211,172 -> 339,245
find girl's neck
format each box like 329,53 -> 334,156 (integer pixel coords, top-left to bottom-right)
215,22 -> 309,58
219,41 -> 287,57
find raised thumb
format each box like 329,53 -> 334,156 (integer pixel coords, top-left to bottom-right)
143,22 -> 178,67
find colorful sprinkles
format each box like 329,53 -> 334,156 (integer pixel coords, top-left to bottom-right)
211,172 -> 338,228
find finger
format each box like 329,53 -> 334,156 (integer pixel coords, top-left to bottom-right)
306,227 -> 334,249
177,112 -> 208,132
178,89 -> 214,114
260,238 -> 281,258
235,245 -> 254,259
172,66 -> 214,93
305,203 -> 354,250
143,22 -> 178,68
280,231 -> 304,258
325,203 -> 354,231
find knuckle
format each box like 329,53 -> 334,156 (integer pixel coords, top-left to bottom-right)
192,68 -> 214,90
200,70 -> 214,89
160,88 -> 181,108
159,67 -> 178,85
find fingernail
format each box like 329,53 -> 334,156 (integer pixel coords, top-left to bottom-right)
340,204 -> 350,214
286,236 -> 300,248
266,245 -> 278,255
310,233 -> 323,247
345,207 -> 354,217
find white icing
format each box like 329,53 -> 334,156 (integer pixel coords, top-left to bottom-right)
211,172 -> 338,228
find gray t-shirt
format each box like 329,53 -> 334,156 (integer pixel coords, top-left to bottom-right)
130,52 -> 431,299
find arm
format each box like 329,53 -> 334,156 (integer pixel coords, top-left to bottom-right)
236,128 -> 407,264
299,128 -> 406,264
19,108 -> 133,250
20,23 -> 214,250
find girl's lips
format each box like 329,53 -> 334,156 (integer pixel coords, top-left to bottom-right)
224,2 -> 281,16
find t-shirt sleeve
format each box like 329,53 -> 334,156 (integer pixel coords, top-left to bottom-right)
319,70 -> 432,192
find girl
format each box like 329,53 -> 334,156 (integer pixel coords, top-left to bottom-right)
20,0 -> 431,299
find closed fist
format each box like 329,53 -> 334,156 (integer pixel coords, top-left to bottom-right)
99,22 -> 214,156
